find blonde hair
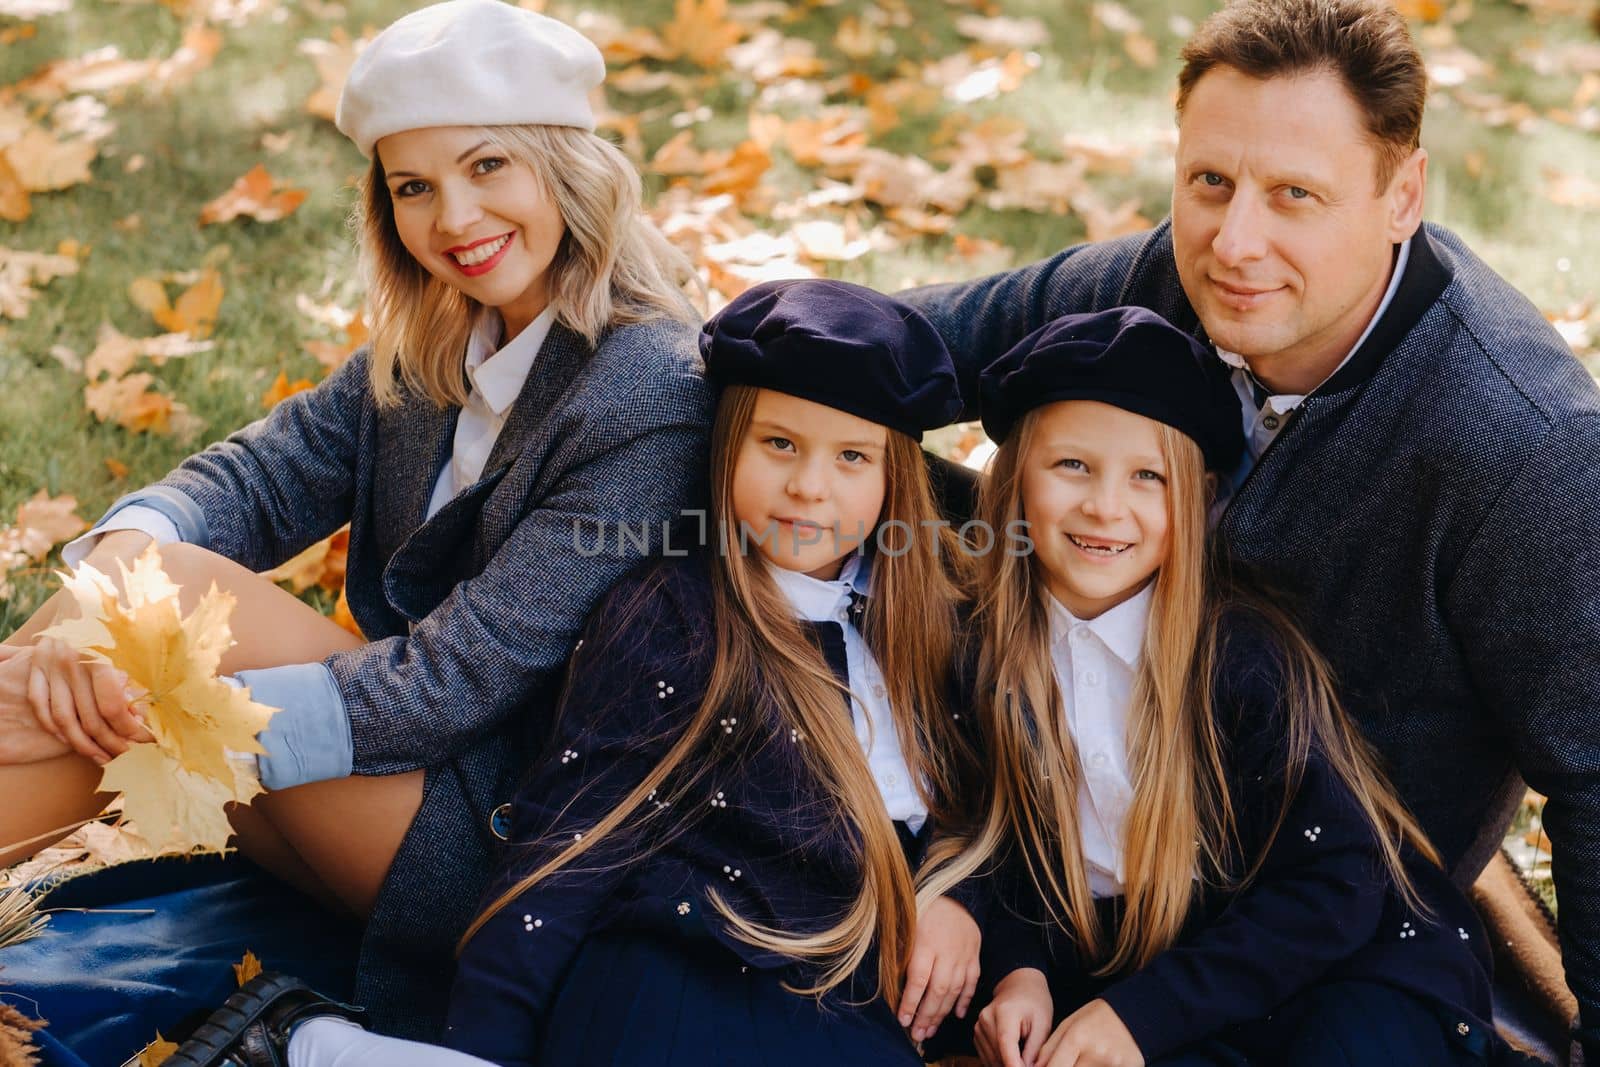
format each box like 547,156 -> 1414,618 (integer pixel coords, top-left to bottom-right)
464,385 -> 977,1006
923,409 -> 1438,974
357,124 -> 697,408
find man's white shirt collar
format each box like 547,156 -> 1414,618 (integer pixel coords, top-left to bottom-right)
1216,237 -> 1411,410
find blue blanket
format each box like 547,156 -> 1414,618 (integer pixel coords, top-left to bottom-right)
0,855 -> 359,1067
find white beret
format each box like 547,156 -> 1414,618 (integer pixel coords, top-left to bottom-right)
336,0 -> 605,159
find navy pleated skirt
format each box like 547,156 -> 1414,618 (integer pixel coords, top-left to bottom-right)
535,928 -> 923,1067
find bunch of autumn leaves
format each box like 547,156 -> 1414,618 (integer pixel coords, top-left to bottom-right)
39,547 -> 275,855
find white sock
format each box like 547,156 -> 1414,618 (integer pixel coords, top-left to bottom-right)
286,1016 -> 500,1067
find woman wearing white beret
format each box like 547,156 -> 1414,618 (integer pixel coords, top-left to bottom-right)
0,0 -> 710,1042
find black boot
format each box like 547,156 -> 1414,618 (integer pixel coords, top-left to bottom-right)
165,971 -> 366,1067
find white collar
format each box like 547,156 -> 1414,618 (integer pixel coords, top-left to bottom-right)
1046,582 -> 1152,667
463,305 -> 557,417
1217,237 -> 1411,407
767,553 -> 870,623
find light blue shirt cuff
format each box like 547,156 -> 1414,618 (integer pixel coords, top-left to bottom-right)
235,662 -> 354,790
98,486 -> 211,548
61,505 -> 182,568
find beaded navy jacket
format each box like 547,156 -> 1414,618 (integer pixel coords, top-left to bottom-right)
902,221 -> 1600,1052
979,610 -> 1499,1063
94,320 -> 712,1037
442,552 -> 982,1066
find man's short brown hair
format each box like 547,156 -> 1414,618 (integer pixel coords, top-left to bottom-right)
1176,0 -> 1427,190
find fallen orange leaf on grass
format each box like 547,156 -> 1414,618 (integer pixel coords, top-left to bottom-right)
262,369 -> 314,408
129,268 -> 224,338
2,125 -> 96,193
200,164 -> 308,226
260,527 -> 349,594
1,490 -> 87,591
0,153 -> 29,222
303,309 -> 367,372
0,244 -> 80,318
1393,0 -> 1447,20
84,322 -> 213,381
332,584 -> 363,638
12,491 -> 87,558
85,373 -> 179,434
660,0 -> 743,68
299,29 -> 368,124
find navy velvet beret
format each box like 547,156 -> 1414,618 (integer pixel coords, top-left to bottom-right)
699,279 -> 963,441
979,306 -> 1246,472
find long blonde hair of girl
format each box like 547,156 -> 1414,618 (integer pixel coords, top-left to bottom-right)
357,124 -> 697,408
465,384 -> 977,1004
921,409 -> 1438,973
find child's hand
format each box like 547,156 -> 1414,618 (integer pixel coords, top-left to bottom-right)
1037,999 -> 1143,1067
897,894 -> 982,1043
23,637 -> 148,764
975,967 -> 1052,1067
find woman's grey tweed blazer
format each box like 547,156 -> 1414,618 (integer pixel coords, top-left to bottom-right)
104,317 -> 712,1038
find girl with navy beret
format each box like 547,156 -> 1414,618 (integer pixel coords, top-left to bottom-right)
419,277 -> 987,1066
0,0 -> 708,1038
202,277 -> 989,1067
937,306 -> 1514,1066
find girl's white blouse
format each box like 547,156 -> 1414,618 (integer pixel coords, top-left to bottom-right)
767,555 -> 928,834
1045,583 -> 1152,898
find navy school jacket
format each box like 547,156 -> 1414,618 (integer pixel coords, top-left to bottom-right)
443,551 -> 984,1064
979,609 -> 1502,1064
902,222 -> 1600,1052
95,319 -> 711,1035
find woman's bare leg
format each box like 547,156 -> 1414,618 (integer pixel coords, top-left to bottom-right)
256,770 -> 424,917
0,543 -> 423,916
0,754 -> 107,868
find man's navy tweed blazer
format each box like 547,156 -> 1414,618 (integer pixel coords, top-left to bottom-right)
101,317 -> 712,1038
902,221 -> 1600,1053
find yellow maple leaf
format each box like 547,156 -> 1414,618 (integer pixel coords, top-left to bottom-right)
137,1031 -> 179,1067
101,744 -> 257,854
43,547 -> 277,788
234,949 -> 263,986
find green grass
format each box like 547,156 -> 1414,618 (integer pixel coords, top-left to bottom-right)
2,0 -> 1597,622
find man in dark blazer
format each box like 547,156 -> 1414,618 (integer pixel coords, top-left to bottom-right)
900,0 -> 1600,1056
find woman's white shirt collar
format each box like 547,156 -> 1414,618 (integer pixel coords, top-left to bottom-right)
464,304 -> 557,418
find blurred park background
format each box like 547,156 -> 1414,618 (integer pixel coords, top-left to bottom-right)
1,0 -> 1596,899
